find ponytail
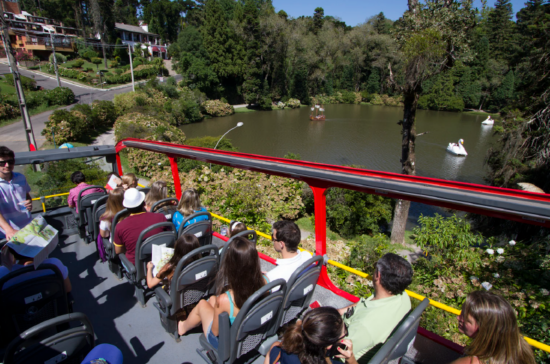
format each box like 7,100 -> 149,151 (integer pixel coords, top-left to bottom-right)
281,320 -> 306,354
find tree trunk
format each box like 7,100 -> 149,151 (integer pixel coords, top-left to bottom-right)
102,24 -> 108,69
390,88 -> 419,244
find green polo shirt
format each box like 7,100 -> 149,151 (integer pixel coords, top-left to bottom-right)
343,292 -> 411,359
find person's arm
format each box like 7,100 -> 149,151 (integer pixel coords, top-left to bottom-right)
263,341 -> 282,364
64,276 -> 72,292
211,292 -> 231,337
337,301 -> 359,315
113,230 -> 125,254
146,261 -> 163,288
24,192 -> 32,211
0,213 -> 18,240
100,228 -> 110,238
451,357 -> 477,364
67,190 -> 75,208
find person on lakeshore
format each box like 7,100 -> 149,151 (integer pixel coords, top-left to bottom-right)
338,253 -> 413,358
99,187 -> 126,239
177,236 -> 266,347
450,290 -> 536,364
121,173 -> 138,190
0,146 -> 33,241
146,233 -> 201,289
264,307 -> 358,364
67,171 -> 104,213
172,188 -> 209,232
266,220 -> 312,290
113,188 -> 170,265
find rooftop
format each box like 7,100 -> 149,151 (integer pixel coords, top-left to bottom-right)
115,22 -> 159,36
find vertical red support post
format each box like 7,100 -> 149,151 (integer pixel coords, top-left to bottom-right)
116,153 -> 123,176
169,156 -> 182,200
310,184 -> 360,302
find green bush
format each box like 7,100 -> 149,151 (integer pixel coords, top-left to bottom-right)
109,60 -> 119,68
91,57 -> 102,70
0,102 -> 20,120
202,99 -> 234,117
259,96 -> 273,111
83,50 -> 98,61
49,53 -> 67,64
24,90 -> 49,109
3,74 -> 36,91
41,109 -> 87,144
287,98 -> 301,108
114,69 -> 123,75
46,87 -> 75,106
73,59 -> 85,68
92,100 -> 118,127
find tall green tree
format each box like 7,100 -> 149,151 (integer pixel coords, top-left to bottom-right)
486,0 -> 518,61
313,7 -> 324,34
389,0 -> 475,244
241,0 -> 263,105
142,0 -> 190,43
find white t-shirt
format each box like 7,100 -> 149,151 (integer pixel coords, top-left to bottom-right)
0,257 -> 69,289
266,250 -> 313,291
99,220 -> 111,232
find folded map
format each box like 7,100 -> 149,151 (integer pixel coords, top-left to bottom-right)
8,216 -> 59,269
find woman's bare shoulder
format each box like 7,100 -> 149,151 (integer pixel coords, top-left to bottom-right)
451,356 -> 479,364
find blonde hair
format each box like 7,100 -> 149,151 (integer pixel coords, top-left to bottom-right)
100,187 -> 125,222
121,173 -> 138,189
463,291 -> 536,364
145,180 -> 168,209
177,188 -> 201,217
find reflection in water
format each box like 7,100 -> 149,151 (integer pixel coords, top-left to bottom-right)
441,153 -> 467,181
479,124 -> 493,144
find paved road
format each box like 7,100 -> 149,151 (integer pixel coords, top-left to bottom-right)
0,63 -> 181,152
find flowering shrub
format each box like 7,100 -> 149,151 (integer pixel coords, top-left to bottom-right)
311,91 -> 362,105
149,166 -> 304,233
0,102 -> 20,120
287,98 -> 301,108
114,112 -> 186,178
42,110 -> 86,144
277,101 -> 285,109
15,50 -> 33,62
370,93 -> 404,107
201,99 -> 234,117
113,89 -> 168,115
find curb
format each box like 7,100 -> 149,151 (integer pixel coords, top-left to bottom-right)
1,62 -> 139,91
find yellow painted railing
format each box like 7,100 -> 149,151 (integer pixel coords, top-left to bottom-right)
209,212 -> 550,353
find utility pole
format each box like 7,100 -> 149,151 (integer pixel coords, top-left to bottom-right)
128,44 -> 135,91
0,2 -> 38,153
47,29 -> 61,87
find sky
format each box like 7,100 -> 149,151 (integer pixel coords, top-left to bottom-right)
272,0 -> 529,26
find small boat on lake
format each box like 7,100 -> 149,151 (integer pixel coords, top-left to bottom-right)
482,116 -> 494,125
310,104 -> 326,120
447,139 -> 468,156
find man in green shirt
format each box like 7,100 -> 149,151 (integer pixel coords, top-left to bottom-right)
338,253 -> 413,359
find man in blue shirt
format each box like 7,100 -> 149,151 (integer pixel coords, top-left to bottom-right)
0,146 -> 33,240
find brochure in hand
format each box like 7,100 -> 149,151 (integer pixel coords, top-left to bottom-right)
151,244 -> 174,277
8,216 -> 59,269
106,174 -> 122,191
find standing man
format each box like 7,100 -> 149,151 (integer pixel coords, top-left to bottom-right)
338,253 -> 413,359
266,220 -> 312,286
0,146 -> 33,240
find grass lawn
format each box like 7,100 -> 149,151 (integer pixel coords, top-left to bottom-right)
234,107 -> 257,113
463,110 -> 500,117
0,79 -> 16,95
0,104 -> 66,128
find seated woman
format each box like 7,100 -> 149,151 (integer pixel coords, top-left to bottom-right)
451,290 -> 535,364
0,245 -> 72,292
99,188 -> 125,239
172,188 -> 209,232
67,171 -> 104,213
177,237 -> 265,348
145,181 -> 176,213
146,234 -> 201,289
121,173 -> 138,190
264,307 -> 357,364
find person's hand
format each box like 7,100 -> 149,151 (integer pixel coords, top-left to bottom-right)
5,226 -> 19,240
24,199 -> 32,211
147,262 -> 154,271
335,339 -> 354,361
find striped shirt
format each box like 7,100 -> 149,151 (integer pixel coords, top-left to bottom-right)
0,172 -> 32,239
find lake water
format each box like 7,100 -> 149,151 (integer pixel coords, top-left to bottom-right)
181,104 -> 496,185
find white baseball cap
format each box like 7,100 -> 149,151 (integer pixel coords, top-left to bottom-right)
123,188 -> 146,208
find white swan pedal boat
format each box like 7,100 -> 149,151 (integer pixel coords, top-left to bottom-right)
447,139 -> 468,156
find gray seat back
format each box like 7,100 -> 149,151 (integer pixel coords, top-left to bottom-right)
138,187 -> 151,194
91,195 -> 108,242
367,298 -> 430,364
77,186 -> 106,233
273,255 -> 323,333
152,198 -> 178,221
222,279 -> 286,363
178,211 -> 213,246
3,312 -> 94,364
0,264 -> 69,347
169,244 -> 219,316
135,222 -> 177,282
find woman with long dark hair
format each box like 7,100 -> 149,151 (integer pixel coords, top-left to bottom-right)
177,236 -> 266,348
146,234 -> 201,289
451,290 -> 536,364
264,307 -> 357,364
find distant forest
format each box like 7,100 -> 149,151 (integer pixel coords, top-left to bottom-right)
20,0 -> 549,111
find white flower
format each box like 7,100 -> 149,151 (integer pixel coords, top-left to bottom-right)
509,240 -> 516,246
157,162 -> 162,166
481,282 -> 493,291
540,288 -> 549,296
497,248 -> 504,255
493,273 -> 500,278
486,249 -> 495,255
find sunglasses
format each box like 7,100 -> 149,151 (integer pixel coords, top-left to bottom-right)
0,160 -> 14,167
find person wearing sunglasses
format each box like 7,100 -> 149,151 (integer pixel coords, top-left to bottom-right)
264,306 -> 358,364
337,253 -> 413,360
0,146 -> 33,241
